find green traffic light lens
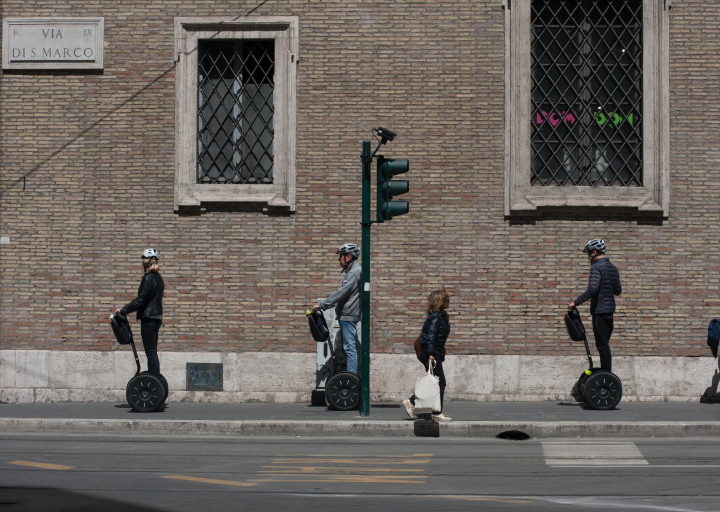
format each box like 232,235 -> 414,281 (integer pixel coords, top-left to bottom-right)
388,201 -> 409,218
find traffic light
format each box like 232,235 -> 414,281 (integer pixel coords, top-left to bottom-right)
376,156 -> 409,222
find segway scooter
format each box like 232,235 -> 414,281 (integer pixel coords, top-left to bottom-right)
565,307 -> 623,410
110,313 -> 168,412
307,309 -> 361,411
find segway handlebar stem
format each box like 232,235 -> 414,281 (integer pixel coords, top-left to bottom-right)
570,307 -> 594,370
582,334 -> 594,371
129,340 -> 141,376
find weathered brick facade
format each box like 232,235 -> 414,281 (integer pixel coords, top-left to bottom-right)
1,0 -> 718,359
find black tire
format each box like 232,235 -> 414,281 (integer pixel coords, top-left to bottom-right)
571,371 -> 591,402
140,372 -> 169,406
577,372 -> 590,394
582,371 -> 623,410
325,372 -> 361,411
126,374 -> 165,412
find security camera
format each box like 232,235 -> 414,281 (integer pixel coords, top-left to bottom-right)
377,127 -> 396,144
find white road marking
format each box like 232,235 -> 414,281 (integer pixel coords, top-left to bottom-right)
543,441 -> 648,466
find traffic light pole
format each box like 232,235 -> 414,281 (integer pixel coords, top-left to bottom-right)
359,134 -> 407,416
360,141 -> 372,417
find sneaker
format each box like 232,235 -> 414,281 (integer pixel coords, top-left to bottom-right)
432,412 -> 452,422
401,399 -> 415,420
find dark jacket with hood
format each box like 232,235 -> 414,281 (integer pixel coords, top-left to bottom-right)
421,311 -> 451,357
121,271 -> 164,320
574,257 -> 622,315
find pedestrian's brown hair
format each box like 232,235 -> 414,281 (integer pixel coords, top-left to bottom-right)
143,258 -> 160,273
426,287 -> 450,314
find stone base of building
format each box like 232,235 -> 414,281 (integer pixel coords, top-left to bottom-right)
1,350 -> 718,404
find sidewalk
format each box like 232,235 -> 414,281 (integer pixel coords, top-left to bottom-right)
2,401 -> 719,438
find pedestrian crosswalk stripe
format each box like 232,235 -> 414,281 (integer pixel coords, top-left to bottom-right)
542,441 -> 648,466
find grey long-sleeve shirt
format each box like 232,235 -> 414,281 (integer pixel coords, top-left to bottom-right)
319,260 -> 362,322
574,257 -> 622,315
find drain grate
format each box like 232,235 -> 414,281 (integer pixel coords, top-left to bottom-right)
497,430 -> 531,441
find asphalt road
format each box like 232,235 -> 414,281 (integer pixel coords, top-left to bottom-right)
1,433 -> 720,512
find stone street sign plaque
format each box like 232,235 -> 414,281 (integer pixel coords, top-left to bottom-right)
2,18 -> 104,70
186,363 -> 224,391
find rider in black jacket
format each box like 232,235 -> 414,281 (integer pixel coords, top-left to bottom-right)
402,287 -> 452,423
568,239 -> 622,372
114,249 -> 165,376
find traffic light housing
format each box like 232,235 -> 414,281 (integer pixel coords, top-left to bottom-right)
376,156 -> 409,222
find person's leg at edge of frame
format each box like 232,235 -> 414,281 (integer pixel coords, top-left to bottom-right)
140,318 -> 162,376
592,314 -> 613,373
339,320 -> 358,375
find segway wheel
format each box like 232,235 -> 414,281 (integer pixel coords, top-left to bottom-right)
582,372 -> 623,410
325,372 -> 361,411
126,374 -> 165,412
141,372 -> 169,406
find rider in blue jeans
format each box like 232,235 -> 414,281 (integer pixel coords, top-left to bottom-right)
313,243 -> 362,375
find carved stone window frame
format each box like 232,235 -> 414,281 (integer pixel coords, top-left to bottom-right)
503,0 -> 670,217
173,17 -> 299,211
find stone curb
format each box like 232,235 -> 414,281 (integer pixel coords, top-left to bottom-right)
1,418 -> 719,438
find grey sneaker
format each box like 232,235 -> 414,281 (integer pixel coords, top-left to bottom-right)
432,412 -> 452,422
401,399 -> 415,420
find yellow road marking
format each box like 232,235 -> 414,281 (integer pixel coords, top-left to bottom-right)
8,461 -> 74,470
271,458 -> 430,465
260,467 -> 425,473
250,477 -> 425,484
275,453 -> 433,459
257,473 -> 425,478
275,454 -> 432,458
162,475 -> 256,487
444,496 -> 534,504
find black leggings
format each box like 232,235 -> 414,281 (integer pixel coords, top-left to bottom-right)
592,313 -> 613,372
140,318 -> 162,376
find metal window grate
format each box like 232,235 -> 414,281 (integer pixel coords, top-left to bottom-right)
197,39 -> 275,184
531,0 -> 643,186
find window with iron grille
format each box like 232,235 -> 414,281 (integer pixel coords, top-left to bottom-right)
532,0 -> 643,187
503,1 -> 669,217
197,40 -> 275,185
174,17 -> 299,211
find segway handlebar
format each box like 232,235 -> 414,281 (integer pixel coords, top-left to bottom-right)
110,313 -> 142,376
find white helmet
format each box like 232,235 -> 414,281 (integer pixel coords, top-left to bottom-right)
336,243 -> 360,258
583,239 -> 605,254
142,248 -> 159,260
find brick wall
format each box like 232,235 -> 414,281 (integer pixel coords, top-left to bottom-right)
1,0 -> 718,357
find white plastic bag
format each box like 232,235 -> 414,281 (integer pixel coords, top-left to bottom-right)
414,363 -> 441,413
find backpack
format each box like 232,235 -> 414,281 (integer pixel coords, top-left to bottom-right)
707,319 -> 720,358
564,308 -> 586,342
307,310 -> 330,342
111,313 -> 134,345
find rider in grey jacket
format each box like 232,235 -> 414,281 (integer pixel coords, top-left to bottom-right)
314,244 -> 362,375
318,259 -> 361,322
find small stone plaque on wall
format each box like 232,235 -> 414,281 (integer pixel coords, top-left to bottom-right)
2,18 -> 104,70
186,363 -> 223,391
